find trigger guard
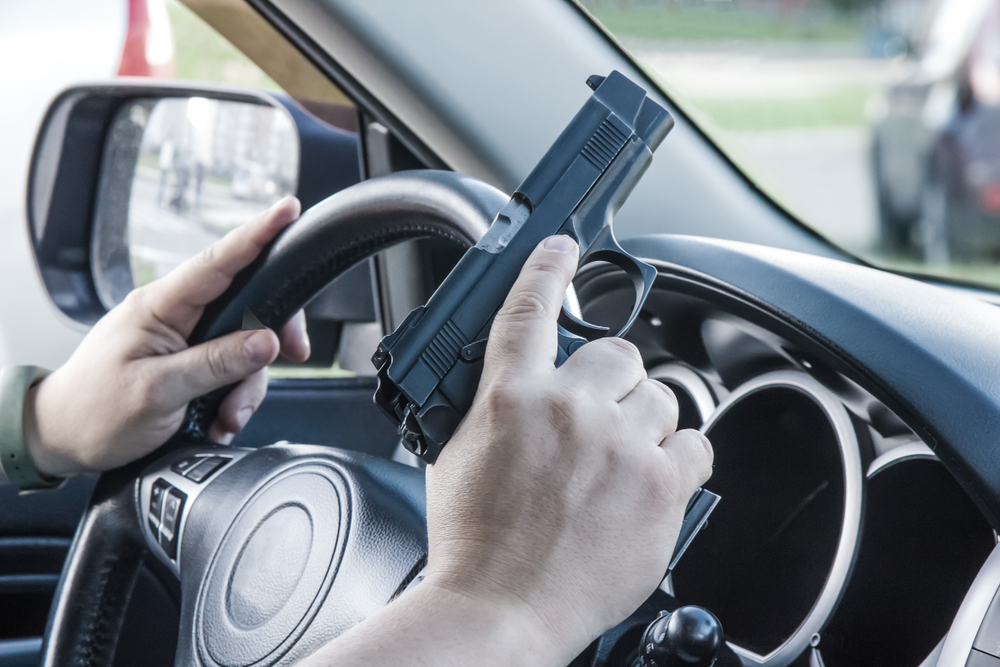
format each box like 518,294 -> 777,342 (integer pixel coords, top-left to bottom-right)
558,306 -> 610,341
575,226 -> 658,340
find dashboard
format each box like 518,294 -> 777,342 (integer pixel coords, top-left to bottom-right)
578,249 -> 1000,667
42,206 -> 1000,667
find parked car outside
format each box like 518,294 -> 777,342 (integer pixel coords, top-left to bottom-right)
0,0 -> 174,371
870,0 -> 1000,264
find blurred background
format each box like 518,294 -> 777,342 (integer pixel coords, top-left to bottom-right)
10,0 -> 1000,290
581,0 -> 1000,287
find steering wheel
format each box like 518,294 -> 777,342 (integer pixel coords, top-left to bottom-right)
40,171 -> 505,667
39,169 -> 1000,667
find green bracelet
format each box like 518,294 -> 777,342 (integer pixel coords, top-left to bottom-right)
0,366 -> 62,491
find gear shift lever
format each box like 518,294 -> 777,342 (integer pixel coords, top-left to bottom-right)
634,606 -> 741,667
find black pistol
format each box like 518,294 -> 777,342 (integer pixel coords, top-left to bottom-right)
372,70 -> 670,464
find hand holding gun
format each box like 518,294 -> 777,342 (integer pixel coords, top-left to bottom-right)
372,71 -> 718,568
373,71 -> 670,461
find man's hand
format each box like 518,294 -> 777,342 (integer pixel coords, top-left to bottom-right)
425,234 -> 713,657
297,235 -> 712,667
23,197 -> 309,478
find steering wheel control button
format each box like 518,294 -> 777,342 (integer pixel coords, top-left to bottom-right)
196,466 -> 345,667
159,488 -> 187,560
149,478 -> 168,520
171,456 -> 201,475
184,455 -> 229,483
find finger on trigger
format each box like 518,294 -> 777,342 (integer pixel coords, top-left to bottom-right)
483,235 -> 579,379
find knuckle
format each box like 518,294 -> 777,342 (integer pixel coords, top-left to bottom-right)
603,337 -> 643,364
650,379 -> 680,413
483,378 -> 523,416
647,430 -> 715,507
584,337 -> 643,369
601,439 -> 624,471
499,288 -> 554,323
193,243 -> 220,269
206,343 -> 234,381
543,391 -> 581,431
678,429 -> 714,481
694,433 -> 715,478
191,244 -> 231,283
121,285 -> 150,314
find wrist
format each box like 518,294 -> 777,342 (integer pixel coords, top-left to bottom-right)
300,574 -> 581,667
417,574 -> 582,667
22,376 -> 83,479
0,366 -> 64,489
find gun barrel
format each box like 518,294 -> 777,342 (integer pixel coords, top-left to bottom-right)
517,71 -> 672,208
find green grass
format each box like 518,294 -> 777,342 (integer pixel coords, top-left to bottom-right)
684,87 -> 873,130
586,5 -> 863,43
167,0 -> 279,90
855,253 -> 1000,292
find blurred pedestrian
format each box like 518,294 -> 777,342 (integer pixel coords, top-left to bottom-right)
194,160 -> 205,211
170,152 -> 190,214
157,139 -> 174,207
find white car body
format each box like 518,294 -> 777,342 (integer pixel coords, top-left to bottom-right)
0,0 -> 126,369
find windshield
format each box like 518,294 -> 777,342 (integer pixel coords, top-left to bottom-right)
580,0 -> 1000,288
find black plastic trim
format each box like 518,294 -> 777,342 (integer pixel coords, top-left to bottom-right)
580,234 -> 1000,529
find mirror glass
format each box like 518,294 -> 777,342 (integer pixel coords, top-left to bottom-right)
92,96 -> 298,307
129,97 -> 298,286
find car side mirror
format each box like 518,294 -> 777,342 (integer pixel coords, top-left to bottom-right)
28,81 -> 372,368
90,95 -> 299,306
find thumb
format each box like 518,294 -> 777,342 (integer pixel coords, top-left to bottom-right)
158,329 -> 279,407
484,235 -> 579,379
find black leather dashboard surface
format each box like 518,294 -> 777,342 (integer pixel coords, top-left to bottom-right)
610,235 -> 1000,526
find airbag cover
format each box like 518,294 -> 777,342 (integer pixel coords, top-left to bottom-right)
196,466 -> 346,667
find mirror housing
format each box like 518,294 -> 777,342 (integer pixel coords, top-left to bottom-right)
28,81 -> 369,367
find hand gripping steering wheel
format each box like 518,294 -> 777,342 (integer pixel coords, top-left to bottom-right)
41,171 -> 508,667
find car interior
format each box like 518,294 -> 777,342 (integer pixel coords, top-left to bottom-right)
5,1 -> 1000,667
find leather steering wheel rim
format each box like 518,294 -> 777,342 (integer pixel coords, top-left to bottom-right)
40,170 -> 508,667
181,169 -> 507,441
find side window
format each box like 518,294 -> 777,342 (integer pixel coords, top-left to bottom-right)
119,1 -> 371,376
166,1 -> 282,92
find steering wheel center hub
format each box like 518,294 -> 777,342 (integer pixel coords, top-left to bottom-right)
197,467 -> 345,667
227,504 -> 314,628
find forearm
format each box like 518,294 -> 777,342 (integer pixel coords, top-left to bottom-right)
296,580 -> 576,667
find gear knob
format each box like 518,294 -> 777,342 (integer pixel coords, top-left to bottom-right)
638,606 -> 723,667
